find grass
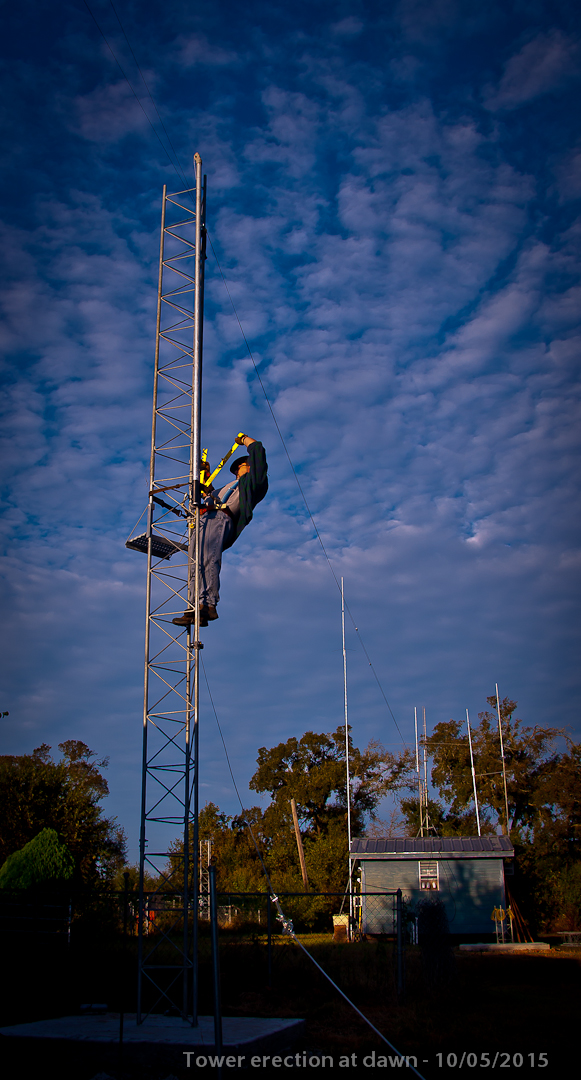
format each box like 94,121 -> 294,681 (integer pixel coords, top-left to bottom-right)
1,925 -> 578,1078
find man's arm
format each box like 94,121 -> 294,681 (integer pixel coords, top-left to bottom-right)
235,434 -> 268,509
245,439 -> 268,506
223,437 -> 268,549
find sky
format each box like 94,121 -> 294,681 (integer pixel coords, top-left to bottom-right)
1,0 -> 580,862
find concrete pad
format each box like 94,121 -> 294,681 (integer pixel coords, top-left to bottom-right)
0,1013 -> 305,1054
459,942 -> 550,952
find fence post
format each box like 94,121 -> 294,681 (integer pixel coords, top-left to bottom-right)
119,872 -> 130,1055
396,888 -> 404,998
267,894 -> 272,987
209,866 -> 223,1054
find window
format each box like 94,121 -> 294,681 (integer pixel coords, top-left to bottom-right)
419,860 -> 439,890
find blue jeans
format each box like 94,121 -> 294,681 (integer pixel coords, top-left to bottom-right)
197,511 -> 234,608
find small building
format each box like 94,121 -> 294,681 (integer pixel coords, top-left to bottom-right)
350,836 -> 514,939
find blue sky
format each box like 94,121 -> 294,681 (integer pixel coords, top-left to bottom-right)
1,0 -> 580,860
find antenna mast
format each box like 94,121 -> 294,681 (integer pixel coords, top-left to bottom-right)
414,707 -> 423,837
341,578 -> 352,851
341,578 -> 353,935
422,706 -> 430,834
136,156 -> 206,1024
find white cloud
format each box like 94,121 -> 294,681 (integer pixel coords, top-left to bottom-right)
330,17 -> 364,39
74,80 -> 151,142
174,33 -> 236,68
1,6 -> 580,855
484,30 -> 580,111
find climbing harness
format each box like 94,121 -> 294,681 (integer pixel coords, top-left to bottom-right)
125,432 -> 248,558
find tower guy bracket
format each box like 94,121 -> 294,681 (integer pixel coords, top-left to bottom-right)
135,156 -> 206,1025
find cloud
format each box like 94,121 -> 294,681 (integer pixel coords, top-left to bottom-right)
554,151 -> 581,203
174,33 -> 236,68
1,1 -> 580,858
484,30 -> 580,111
74,80 -> 151,142
330,17 -> 364,39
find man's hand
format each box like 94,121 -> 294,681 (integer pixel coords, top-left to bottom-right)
236,433 -> 255,448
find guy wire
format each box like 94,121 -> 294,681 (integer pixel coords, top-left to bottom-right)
83,0 -> 408,748
201,658 -> 425,1078
206,232 -> 406,746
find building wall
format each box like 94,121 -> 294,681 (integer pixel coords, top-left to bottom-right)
360,857 -> 506,936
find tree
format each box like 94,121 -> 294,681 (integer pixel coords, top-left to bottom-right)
165,802 -> 270,894
399,795 -> 490,838
0,741 -> 126,886
389,696 -> 581,931
250,726 -> 389,835
248,725 -> 391,892
425,697 -> 564,836
167,726 -> 394,895
0,828 -> 74,890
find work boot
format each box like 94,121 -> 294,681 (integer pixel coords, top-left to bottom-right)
172,610 -> 195,626
200,604 -> 218,622
172,609 -> 209,628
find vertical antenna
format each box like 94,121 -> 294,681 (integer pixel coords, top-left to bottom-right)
495,683 -> 511,836
341,578 -> 352,851
341,578 -> 353,936
414,707 -> 423,837
466,708 -> 481,837
422,706 -> 430,833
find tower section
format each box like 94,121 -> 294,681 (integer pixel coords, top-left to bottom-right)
127,155 -> 206,1023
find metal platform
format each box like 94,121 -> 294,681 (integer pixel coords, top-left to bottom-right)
125,532 -> 186,560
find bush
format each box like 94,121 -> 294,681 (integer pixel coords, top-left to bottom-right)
0,828 -> 74,890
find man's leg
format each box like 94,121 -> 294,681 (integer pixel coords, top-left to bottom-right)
199,512 -> 233,614
173,512 -> 233,626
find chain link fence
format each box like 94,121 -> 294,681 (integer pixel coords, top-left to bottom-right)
0,887 -> 407,1021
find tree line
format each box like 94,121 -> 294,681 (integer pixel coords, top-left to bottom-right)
1,697 -> 579,932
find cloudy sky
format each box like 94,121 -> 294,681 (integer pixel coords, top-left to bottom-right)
1,0 -> 580,860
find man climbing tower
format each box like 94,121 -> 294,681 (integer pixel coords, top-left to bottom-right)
173,434 -> 268,627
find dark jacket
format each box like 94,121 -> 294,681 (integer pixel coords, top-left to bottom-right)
222,440 -> 268,550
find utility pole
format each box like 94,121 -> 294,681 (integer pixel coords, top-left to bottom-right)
466,708 -> 481,837
495,683 -> 511,837
290,798 -> 309,892
132,156 -> 206,1024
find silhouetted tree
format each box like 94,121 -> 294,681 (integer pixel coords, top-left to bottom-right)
0,741 -> 126,885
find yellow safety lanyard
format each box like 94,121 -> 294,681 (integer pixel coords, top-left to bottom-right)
203,432 -> 247,487
185,433 -> 249,527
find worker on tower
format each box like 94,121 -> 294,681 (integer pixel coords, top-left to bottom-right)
173,434 -> 268,628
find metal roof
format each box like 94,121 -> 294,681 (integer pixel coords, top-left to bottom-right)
350,836 -> 514,860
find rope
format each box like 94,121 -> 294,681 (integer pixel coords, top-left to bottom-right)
83,0 -> 405,747
201,660 -> 425,1078
206,231 -> 406,746
125,503 -> 147,541
85,10 -> 414,1061
82,1 -> 191,191
107,0 -> 190,186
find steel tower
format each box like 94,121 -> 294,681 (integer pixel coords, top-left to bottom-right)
128,155 -> 206,1023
